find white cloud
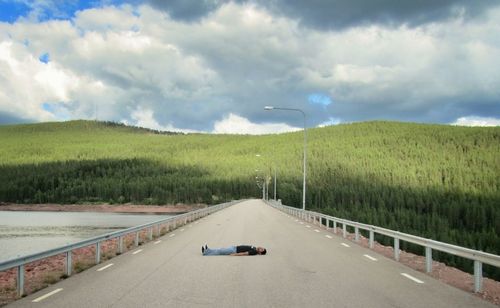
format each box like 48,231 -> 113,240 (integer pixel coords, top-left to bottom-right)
317,117 -> 341,127
451,116 -> 500,127
213,113 -> 300,135
123,106 -> 203,133
0,3 -> 499,129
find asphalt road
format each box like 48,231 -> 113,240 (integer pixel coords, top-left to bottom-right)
8,199 -> 495,307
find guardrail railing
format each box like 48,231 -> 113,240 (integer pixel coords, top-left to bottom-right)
267,200 -> 500,293
0,200 -> 239,297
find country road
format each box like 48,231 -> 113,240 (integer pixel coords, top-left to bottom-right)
8,199 -> 494,307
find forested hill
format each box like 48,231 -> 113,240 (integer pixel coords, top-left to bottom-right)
0,120 -> 499,277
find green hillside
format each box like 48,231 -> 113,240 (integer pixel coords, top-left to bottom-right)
0,120 -> 499,278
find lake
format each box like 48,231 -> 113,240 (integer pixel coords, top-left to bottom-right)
0,211 -> 174,262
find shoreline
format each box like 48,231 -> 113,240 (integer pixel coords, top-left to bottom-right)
0,203 -> 205,214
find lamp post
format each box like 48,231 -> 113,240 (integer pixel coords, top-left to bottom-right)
274,167 -> 277,201
264,106 -> 307,210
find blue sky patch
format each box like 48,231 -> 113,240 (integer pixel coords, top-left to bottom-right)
0,1 -> 29,23
308,93 -> 332,107
42,102 -> 71,120
0,0 -> 140,23
42,102 -> 55,113
39,52 -> 50,64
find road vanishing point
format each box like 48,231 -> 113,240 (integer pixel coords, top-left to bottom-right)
8,200 -> 494,307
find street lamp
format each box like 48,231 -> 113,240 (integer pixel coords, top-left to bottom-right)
264,106 -> 307,210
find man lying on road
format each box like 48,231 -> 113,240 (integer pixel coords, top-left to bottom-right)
202,244 -> 267,256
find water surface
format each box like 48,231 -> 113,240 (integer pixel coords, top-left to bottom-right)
0,211 -> 174,262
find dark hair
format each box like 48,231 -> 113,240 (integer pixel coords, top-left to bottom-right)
261,248 -> 267,255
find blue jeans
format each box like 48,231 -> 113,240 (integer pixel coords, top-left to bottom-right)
203,246 -> 237,256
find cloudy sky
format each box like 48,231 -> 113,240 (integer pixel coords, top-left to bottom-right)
0,0 -> 499,133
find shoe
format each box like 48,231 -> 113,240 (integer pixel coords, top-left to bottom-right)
205,244 -> 208,250
202,246 -> 205,253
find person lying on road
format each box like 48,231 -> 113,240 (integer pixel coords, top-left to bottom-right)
201,244 -> 267,256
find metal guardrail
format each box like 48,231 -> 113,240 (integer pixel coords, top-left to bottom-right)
0,200 -> 239,297
267,200 -> 500,293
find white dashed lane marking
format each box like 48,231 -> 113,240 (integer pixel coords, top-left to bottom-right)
32,288 -> 63,302
325,235 -> 333,239
154,240 -> 162,244
341,243 -> 350,247
132,249 -> 143,255
97,264 -> 114,271
299,222 -> 304,225
180,228 -> 185,232
169,234 -> 176,237
306,225 -> 311,228
314,229 -> 320,232
401,273 -> 424,284
363,254 -> 377,261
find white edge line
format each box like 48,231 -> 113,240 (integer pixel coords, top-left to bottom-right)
325,235 -> 333,239
363,254 -> 377,261
132,249 -> 143,255
341,243 -> 350,247
97,263 -> 114,271
32,288 -> 63,302
154,240 -> 162,244
169,234 -> 176,237
401,273 -> 424,284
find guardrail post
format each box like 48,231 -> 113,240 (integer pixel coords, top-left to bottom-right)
135,232 -> 139,246
148,228 -> 153,241
157,225 -> 161,237
394,238 -> 400,261
119,236 -> 124,254
355,227 -> 359,242
425,247 -> 432,273
17,264 -> 24,297
369,230 -> 374,249
326,219 -> 330,230
342,223 -> 347,238
333,221 -> 337,234
66,251 -> 72,276
474,260 -> 482,292
96,242 -> 101,264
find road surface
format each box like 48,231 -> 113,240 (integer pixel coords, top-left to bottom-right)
8,199 -> 494,307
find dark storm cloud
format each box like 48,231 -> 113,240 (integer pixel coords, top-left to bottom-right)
145,0 -> 498,29
147,0 -> 230,21
263,0 -> 499,29
0,112 -> 31,125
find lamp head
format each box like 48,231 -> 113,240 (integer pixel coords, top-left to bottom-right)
264,106 -> 274,110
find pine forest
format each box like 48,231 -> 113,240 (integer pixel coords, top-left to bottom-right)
0,120 -> 498,278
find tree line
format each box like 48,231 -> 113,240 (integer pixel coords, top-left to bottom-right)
0,120 -> 498,278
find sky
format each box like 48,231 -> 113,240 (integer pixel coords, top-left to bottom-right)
0,0 -> 499,134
